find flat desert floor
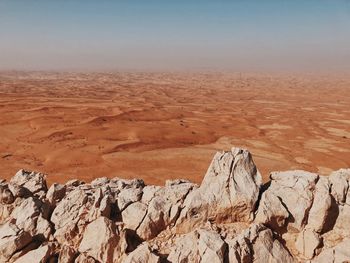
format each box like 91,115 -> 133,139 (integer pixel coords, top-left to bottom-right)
0,72 -> 349,185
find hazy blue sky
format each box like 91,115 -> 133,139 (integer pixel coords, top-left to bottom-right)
0,0 -> 350,72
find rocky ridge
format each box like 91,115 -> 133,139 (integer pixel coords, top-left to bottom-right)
0,147 -> 349,262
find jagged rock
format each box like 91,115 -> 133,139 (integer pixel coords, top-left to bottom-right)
51,185 -> 115,247
78,217 -> 120,263
329,169 -> 350,205
46,183 -> 66,207
122,201 -> 148,230
124,244 -> 160,263
0,221 -> 32,262
58,245 -> 77,263
168,228 -> 227,263
0,183 -> 15,204
10,169 -> 47,197
10,197 -> 51,239
14,244 -> 54,263
263,170 -> 318,232
255,191 -> 289,230
311,238 -> 350,263
226,224 -> 294,263
74,254 -> 97,263
295,228 -> 321,259
177,148 -> 262,232
136,180 -> 195,240
117,187 -> 143,211
0,148 -> 349,262
306,177 -> 332,233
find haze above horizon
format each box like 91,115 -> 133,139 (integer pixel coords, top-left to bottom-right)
1,0 -> 350,72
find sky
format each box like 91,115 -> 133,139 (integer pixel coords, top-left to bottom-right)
0,0 -> 350,72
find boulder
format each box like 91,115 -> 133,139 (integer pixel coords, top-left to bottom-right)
295,228 -> 321,259
0,222 -> 32,262
124,244 -> 160,263
177,148 -> 261,232
227,224 -> 294,263
329,169 -> 350,205
58,245 -> 77,263
10,169 -> 47,197
46,183 -> 66,207
168,228 -> 227,263
262,170 -> 318,232
14,244 -> 54,263
136,180 -> 195,240
255,191 -> 289,230
306,177 -> 332,233
311,238 -> 350,263
78,217 -> 120,263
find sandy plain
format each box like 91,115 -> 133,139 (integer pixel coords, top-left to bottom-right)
0,71 -> 349,185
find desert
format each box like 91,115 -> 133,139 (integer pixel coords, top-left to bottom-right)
1,71 -> 350,185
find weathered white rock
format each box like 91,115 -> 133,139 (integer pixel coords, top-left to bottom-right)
51,185 -> 114,246
307,177 -> 332,233
177,148 -> 262,232
58,245 -> 77,263
10,197 -> 51,239
14,244 -> 54,263
295,228 -> 321,259
46,183 -> 66,207
11,169 -> 47,196
0,149 -> 350,262
264,170 -> 318,232
124,244 -> 160,263
74,254 -> 97,263
136,180 -> 195,240
0,222 -> 32,262
78,216 -> 119,263
168,228 -> 227,263
122,201 -> 148,230
311,238 -> 350,263
329,169 -> 350,205
255,191 -> 289,230
227,224 -> 294,263
0,184 -> 15,204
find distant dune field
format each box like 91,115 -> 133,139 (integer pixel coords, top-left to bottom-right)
0,72 -> 349,185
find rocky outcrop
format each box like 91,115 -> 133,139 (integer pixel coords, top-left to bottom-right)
0,147 -> 349,262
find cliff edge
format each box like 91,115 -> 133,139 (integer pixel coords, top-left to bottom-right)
0,148 -> 349,262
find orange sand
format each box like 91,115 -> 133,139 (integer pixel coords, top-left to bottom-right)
0,71 -> 349,185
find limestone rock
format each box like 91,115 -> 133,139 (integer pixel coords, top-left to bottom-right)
124,244 -> 160,263
46,183 -> 66,207
14,244 -> 54,263
177,148 -> 262,232
306,177 -> 332,233
11,169 -> 47,197
295,228 -> 321,259
74,254 -> 97,263
10,197 -> 51,239
58,245 -> 77,263
0,148 -> 349,262
0,183 -> 15,204
78,217 -> 119,263
136,180 -> 195,240
329,169 -> 350,205
51,185 -> 115,246
255,191 -> 289,230
168,228 -> 227,263
227,224 -> 294,263
311,238 -> 350,263
263,170 -> 318,231
0,222 -> 32,262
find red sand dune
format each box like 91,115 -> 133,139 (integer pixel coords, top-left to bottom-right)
0,71 -> 349,185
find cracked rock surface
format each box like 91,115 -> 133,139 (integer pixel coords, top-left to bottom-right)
0,147 -> 349,262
